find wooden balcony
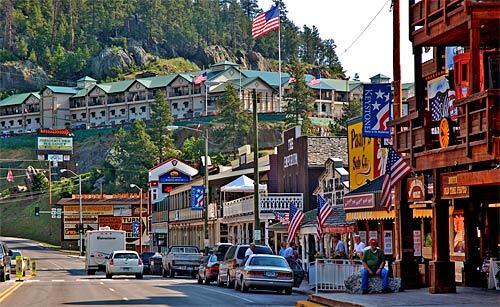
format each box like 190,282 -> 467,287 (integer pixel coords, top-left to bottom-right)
409,0 -> 500,47
389,89 -> 499,171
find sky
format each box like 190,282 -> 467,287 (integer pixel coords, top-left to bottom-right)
257,0 -> 415,83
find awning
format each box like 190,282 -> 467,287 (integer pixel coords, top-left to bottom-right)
220,175 -> 267,193
346,210 -> 395,221
413,208 -> 433,218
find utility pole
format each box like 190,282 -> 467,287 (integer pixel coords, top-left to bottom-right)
204,127 -> 209,251
252,89 -> 260,245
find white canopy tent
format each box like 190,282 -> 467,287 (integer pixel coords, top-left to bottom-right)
220,175 -> 267,193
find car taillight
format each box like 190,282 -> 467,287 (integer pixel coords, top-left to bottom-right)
138,258 -> 143,265
231,259 -> 237,269
277,272 -> 292,279
247,271 -> 264,277
209,264 -> 219,271
109,259 -> 114,266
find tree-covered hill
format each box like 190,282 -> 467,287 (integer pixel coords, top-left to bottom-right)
0,0 -> 344,86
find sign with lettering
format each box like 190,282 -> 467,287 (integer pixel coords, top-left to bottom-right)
98,216 -> 122,230
37,136 -> 73,151
413,230 -> 422,257
347,119 -> 387,190
159,170 -> 191,183
64,205 -> 113,215
343,193 -> 375,210
71,193 -> 143,199
362,83 -> 392,138
283,153 -> 298,168
383,230 -> 393,255
407,176 -> 425,202
441,171 -> 469,199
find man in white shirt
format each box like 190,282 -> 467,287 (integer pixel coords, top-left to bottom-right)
353,234 -> 366,259
245,243 -> 256,257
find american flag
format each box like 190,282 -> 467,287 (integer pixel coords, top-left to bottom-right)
273,211 -> 289,225
430,90 -> 449,121
381,147 -> 412,211
288,202 -> 304,243
316,194 -> 332,239
308,74 -> 321,86
288,77 -> 296,84
194,72 -> 207,85
252,5 -> 280,39
6,169 -> 14,183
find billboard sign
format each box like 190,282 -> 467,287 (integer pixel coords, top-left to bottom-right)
37,137 -> 73,151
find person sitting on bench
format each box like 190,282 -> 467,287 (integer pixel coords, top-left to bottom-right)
361,239 -> 389,294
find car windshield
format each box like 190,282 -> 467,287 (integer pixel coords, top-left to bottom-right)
237,246 -> 272,259
170,247 -> 199,253
11,251 -> 21,258
249,257 -> 288,268
212,254 -> 224,261
113,253 -> 138,259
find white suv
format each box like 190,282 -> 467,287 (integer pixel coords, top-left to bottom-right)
106,251 -> 143,279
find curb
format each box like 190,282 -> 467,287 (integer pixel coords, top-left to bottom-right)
293,288 -> 313,295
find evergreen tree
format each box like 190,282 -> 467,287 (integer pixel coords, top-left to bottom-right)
240,0 -> 260,18
283,57 -> 314,128
215,84 -> 252,157
148,91 -> 179,162
181,136 -> 205,164
331,98 -> 362,135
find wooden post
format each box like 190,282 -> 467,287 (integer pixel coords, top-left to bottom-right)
393,0 -> 401,120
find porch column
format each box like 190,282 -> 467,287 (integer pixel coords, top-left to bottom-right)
305,235 -> 310,269
463,198 -> 481,287
429,169 -> 456,293
245,223 -> 249,244
264,220 -> 269,246
301,235 -> 306,270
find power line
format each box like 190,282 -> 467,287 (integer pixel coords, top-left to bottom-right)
339,0 -> 391,58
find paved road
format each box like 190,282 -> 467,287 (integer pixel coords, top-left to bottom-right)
0,237 -> 306,306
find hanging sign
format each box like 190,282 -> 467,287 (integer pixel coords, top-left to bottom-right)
407,176 -> 425,202
191,186 -> 205,210
362,83 -> 392,138
441,171 -> 469,199
413,230 -> 422,257
383,231 -> 393,255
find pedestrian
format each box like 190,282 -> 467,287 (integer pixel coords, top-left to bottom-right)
361,239 -> 390,294
278,241 -> 287,257
284,242 -> 295,259
245,243 -> 255,257
353,234 -> 366,259
332,234 -> 346,258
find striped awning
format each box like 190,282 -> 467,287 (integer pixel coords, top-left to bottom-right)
345,210 -> 395,221
413,208 -> 433,218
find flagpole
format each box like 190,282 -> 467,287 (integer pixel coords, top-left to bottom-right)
278,3 -> 282,113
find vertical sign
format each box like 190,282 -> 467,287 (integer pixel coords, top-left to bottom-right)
413,230 -> 422,257
132,220 -> 140,237
362,83 -> 392,138
191,186 -> 205,210
383,230 -> 393,255
369,231 -> 378,241
358,231 -> 367,245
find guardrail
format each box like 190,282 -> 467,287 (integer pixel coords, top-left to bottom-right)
314,259 -> 362,293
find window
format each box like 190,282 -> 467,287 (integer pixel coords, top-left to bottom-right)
461,63 -> 467,82
113,253 -> 138,259
91,112 -> 96,118
81,113 -> 86,119
9,120 -> 13,126
140,106 -> 146,113
130,107 -> 136,114
1,121 -> 4,127
72,114 -> 77,120
17,120 -> 22,125
100,111 -> 105,117
26,119 -> 31,124
120,108 -> 126,114
172,103 -> 178,110
249,256 -> 288,268
183,101 -> 189,108
110,110 -> 115,116
35,118 -> 40,123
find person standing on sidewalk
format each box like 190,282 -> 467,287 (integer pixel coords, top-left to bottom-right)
361,239 -> 389,294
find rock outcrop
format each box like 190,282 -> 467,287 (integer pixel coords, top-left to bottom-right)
344,272 -> 401,294
196,45 -> 271,71
0,61 -> 49,92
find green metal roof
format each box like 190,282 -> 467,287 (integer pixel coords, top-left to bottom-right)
241,70 -> 290,87
178,73 -> 194,83
72,87 -> 93,98
303,76 -> 351,91
46,86 -> 79,94
402,82 -> 414,90
209,77 -> 275,93
77,76 -> 96,82
96,79 -> 135,94
137,74 -> 177,89
0,92 -> 40,107
310,117 -> 335,127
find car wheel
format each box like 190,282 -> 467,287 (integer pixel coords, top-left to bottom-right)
241,278 -> 248,293
0,269 -> 5,282
284,288 -> 292,295
135,274 -> 143,279
87,269 -> 95,275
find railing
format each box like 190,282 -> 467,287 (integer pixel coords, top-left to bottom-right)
223,193 -> 303,218
313,259 -> 362,293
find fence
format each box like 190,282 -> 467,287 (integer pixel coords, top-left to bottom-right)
314,259 -> 362,293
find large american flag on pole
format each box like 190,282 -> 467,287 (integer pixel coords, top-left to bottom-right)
252,5 -> 280,38
288,202 -> 304,242
381,147 -> 412,211
316,194 -> 332,239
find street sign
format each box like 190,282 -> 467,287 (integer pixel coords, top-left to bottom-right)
253,230 -> 261,241
51,207 -> 62,219
132,220 -> 140,237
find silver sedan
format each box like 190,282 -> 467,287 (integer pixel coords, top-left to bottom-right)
234,254 -> 294,294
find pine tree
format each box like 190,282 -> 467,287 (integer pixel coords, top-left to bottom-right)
215,84 -> 252,157
148,91 -> 179,162
240,0 -> 260,18
331,98 -> 362,136
283,57 -> 314,128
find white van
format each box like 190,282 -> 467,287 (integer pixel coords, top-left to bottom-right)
85,229 -> 126,275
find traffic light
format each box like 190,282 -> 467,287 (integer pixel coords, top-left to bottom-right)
35,207 -> 40,217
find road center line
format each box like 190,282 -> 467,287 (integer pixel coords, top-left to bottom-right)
197,286 -> 255,303
99,282 -> 104,285
51,279 -> 65,282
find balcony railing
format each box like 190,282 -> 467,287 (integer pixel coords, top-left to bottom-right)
223,193 -> 303,219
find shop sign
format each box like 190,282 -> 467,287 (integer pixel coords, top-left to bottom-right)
283,153 -> 298,168
383,230 -> 393,255
63,223 -> 98,240
37,136 -> 73,151
343,193 -> 375,210
413,230 -> 422,257
347,119 -> 387,190
441,171 -> 469,199
98,216 -> 122,230
369,231 -> 378,241
71,193 -> 142,199
64,205 -> 113,215
159,170 -> 191,183
407,176 -> 425,202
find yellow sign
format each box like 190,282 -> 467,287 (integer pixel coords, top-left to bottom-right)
31,260 -> 36,276
64,205 -> 113,215
16,256 -> 23,280
348,120 -> 383,190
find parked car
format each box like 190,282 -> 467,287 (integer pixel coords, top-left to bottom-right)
234,254 -> 293,294
217,244 -> 273,288
9,250 -> 27,276
287,260 -> 305,288
140,252 -> 156,274
162,245 -> 201,278
213,243 -> 232,258
0,242 -> 11,282
197,253 -> 223,284
105,250 -> 143,279
149,254 -> 163,275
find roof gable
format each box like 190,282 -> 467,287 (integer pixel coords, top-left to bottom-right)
148,158 -> 198,182
0,92 -> 40,107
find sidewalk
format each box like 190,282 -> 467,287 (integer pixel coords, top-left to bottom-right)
309,287 -> 499,307
293,280 -> 313,295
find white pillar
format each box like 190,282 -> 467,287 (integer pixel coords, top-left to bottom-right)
301,235 -> 306,270
245,223 -> 249,244
264,220 -> 269,246
305,234 -> 310,268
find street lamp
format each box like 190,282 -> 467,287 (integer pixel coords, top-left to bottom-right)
60,168 -> 83,256
167,125 -> 210,250
130,184 -> 144,254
